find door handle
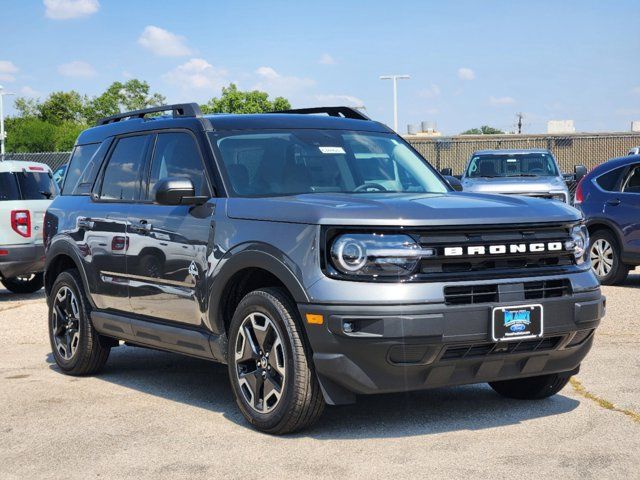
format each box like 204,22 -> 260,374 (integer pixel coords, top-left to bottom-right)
77,218 -> 94,230
131,219 -> 152,234
606,198 -> 621,206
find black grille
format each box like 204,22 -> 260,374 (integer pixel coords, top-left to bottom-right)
566,329 -> 594,347
417,223 -> 575,278
444,279 -> 571,305
441,336 -> 562,360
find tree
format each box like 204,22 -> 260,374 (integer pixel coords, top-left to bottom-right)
87,79 -> 166,124
5,117 -> 57,152
201,83 -> 291,114
461,125 -> 505,135
38,91 -> 89,125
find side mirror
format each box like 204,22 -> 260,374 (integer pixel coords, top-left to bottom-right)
154,177 -> 207,205
574,165 -> 587,182
444,175 -> 463,192
440,167 -> 453,176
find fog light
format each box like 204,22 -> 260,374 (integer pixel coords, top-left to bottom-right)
343,322 -> 354,333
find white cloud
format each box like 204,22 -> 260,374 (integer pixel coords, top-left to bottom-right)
163,58 -> 228,93
254,66 -> 314,96
138,25 -> 192,57
318,53 -> 336,65
419,84 -> 441,98
457,67 -> 475,80
44,0 -> 99,19
57,60 -> 97,78
19,86 -> 40,97
0,61 -> 18,82
315,94 -> 364,107
489,95 -> 516,106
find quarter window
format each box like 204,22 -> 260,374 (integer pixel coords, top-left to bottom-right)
100,135 -> 151,201
147,132 -> 209,198
595,166 -> 625,191
62,143 -> 100,195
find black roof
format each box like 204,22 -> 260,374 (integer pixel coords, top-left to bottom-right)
77,104 -> 391,145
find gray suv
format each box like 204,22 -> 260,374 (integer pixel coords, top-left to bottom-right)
456,149 -> 578,203
44,104 -> 604,434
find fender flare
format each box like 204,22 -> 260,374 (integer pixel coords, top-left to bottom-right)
585,217 -> 624,246
207,244 -> 309,335
44,238 -> 95,308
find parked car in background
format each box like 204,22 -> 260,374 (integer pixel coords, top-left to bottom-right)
0,161 -> 57,293
444,149 -> 585,204
52,164 -> 67,188
628,146 -> 640,155
575,154 -> 640,284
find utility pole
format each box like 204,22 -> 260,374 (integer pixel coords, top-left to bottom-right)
0,86 -> 16,156
516,112 -> 524,134
379,74 -> 410,132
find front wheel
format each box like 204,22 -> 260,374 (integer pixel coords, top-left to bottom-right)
489,371 -> 573,400
227,287 -> 324,434
1,273 -> 44,294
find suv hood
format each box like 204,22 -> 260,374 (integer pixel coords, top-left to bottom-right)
461,175 -> 567,194
226,192 -> 581,226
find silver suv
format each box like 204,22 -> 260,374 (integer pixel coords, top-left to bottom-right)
456,149 -> 582,204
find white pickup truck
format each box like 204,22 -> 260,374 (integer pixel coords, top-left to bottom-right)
0,161 -> 57,293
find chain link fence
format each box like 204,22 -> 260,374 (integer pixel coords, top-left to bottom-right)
406,132 -> 640,175
0,152 -> 71,171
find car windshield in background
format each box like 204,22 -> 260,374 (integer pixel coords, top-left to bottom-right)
466,153 -> 558,178
16,171 -> 58,200
211,130 -> 447,196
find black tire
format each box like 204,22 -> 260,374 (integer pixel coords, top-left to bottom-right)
227,287 -> 325,434
589,229 -> 629,285
1,272 -> 44,294
489,371 -> 573,400
48,269 -> 110,375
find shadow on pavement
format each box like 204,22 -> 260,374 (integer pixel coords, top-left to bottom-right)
0,288 -> 46,303
47,345 -> 580,438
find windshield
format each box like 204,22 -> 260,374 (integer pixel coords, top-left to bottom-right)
466,153 -> 558,178
211,130 -> 447,196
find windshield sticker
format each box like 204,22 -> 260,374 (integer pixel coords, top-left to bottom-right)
319,146 -> 346,154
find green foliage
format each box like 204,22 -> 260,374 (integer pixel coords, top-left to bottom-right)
201,83 -> 291,114
461,125 -> 505,135
7,79 -> 166,152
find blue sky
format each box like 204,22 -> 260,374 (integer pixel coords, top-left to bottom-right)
1,0 -> 639,134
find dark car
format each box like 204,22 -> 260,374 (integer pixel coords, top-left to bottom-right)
44,104 -> 603,434
575,154 -> 640,284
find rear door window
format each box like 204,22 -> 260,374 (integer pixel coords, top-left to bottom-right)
0,173 -> 19,200
16,171 -> 57,200
622,165 -> 640,194
99,135 -> 152,201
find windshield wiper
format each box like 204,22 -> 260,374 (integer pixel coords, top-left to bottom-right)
505,174 -> 539,177
39,191 -> 53,199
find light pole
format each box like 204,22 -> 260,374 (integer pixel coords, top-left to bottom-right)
0,86 -> 15,156
379,74 -> 410,132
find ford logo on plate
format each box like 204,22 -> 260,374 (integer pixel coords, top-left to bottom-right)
510,323 -> 526,332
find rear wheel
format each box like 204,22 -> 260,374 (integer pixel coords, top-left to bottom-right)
48,269 -> 110,375
489,371 -> 573,400
227,287 -> 324,434
589,230 -> 629,285
1,273 -> 44,294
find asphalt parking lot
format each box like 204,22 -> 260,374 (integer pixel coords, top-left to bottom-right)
0,276 -> 638,480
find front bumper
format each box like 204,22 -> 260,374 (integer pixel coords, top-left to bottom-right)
298,288 -> 604,405
0,243 -> 45,279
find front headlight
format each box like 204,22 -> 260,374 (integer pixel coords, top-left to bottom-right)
565,224 -> 589,264
550,193 -> 567,203
330,233 -> 427,277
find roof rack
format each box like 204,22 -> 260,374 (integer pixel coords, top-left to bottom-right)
271,106 -> 370,121
95,103 -> 202,126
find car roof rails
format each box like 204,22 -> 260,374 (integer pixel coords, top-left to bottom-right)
95,103 -> 202,126
271,106 -> 370,121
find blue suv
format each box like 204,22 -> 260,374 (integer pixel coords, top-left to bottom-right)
575,154 -> 640,284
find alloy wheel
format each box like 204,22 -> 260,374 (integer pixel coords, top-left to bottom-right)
590,238 -> 614,278
234,312 -> 286,414
51,286 -> 81,360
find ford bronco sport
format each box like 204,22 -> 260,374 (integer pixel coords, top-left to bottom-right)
44,104 -> 604,434
0,160 -> 57,293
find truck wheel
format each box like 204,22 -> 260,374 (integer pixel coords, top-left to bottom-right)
489,371 -> 573,400
48,269 -> 110,375
1,273 -> 44,294
227,287 -> 325,434
589,230 -> 629,285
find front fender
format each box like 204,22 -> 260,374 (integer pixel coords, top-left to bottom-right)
207,243 -> 309,335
